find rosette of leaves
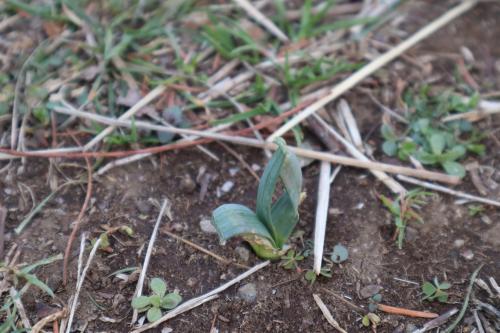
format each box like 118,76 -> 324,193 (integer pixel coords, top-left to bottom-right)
211,138 -> 303,260
131,278 -> 182,322
381,88 -> 485,178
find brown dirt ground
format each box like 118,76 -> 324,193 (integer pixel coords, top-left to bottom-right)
1,1 -> 500,333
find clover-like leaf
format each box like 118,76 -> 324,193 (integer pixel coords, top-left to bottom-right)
149,295 -> 161,308
161,292 -> 182,310
442,161 -> 465,178
330,244 -> 348,264
150,278 -> 167,297
429,133 -> 445,155
422,282 -> 436,297
382,140 -> 398,156
131,296 -> 151,310
146,307 -> 162,323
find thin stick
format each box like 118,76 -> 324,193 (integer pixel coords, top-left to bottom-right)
131,199 -> 169,324
313,294 -> 348,333
443,265 -> 483,333
49,106 -> 460,184
132,261 -> 270,333
0,206 -> 6,259
412,308 -> 458,333
313,114 -> 406,193
377,303 -> 438,318
321,288 -> 364,313
267,0 -> 478,141
63,150 -> 93,286
65,235 -> 101,333
337,99 -> 363,152
81,85 -> 166,150
397,175 -> 500,207
9,287 -> 31,329
31,308 -> 67,333
162,230 -> 250,269
233,0 -> 289,42
313,162 -> 331,275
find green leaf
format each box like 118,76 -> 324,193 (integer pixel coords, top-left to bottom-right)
211,204 -> 275,246
160,292 -> 182,310
362,315 -> 370,327
21,273 -> 54,297
146,307 -> 162,322
330,244 -> 348,263
382,141 -> 398,156
436,290 -> 448,302
442,161 -> 465,178
256,138 -> 302,248
442,145 -> 466,161
429,133 -> 446,155
439,282 -> 451,290
304,270 -> 316,284
149,295 -> 161,308
422,282 -> 436,297
131,296 -> 151,310
381,124 -> 397,141
150,278 -> 167,297
415,151 -> 438,165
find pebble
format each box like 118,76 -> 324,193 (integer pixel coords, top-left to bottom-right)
461,249 -> 474,260
229,167 -> 239,176
161,327 -> 173,333
179,174 -> 196,193
360,285 -> 383,299
454,239 -> 465,248
251,164 -> 261,171
237,283 -> 257,303
405,323 -> 417,333
221,181 -> 234,193
135,200 -> 152,214
171,223 -> 184,232
199,218 -> 217,234
186,277 -> 197,287
481,215 -> 492,225
235,246 -> 250,262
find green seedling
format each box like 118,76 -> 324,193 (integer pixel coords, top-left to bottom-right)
280,249 -> 305,270
330,244 -> 348,264
381,87 -> 485,177
304,266 -> 332,285
467,204 -> 485,217
131,278 -> 182,323
362,313 -> 381,329
380,189 -> 431,249
422,278 -> 451,303
211,138 -> 303,260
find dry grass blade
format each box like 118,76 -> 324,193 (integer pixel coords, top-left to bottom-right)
132,261 -> 270,333
9,287 -> 31,329
313,162 -> 331,275
397,175 -> 500,207
49,106 -> 460,184
267,0 -> 479,141
131,199 -> 169,324
233,0 -> 289,42
313,294 -> 348,333
412,308 -> 458,333
0,206 -> 6,259
337,99 -> 363,152
31,308 -> 67,333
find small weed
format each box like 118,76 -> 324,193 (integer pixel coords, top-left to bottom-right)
211,138 -> 303,259
381,87 -> 485,177
380,189 -> 432,249
467,204 -> 485,217
362,313 -> 381,329
279,249 -> 305,270
422,278 -> 451,303
131,278 -> 182,323
304,266 -> 332,285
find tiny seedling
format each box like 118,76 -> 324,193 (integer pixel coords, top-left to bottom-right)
280,249 -> 305,270
362,313 -> 381,329
131,278 -> 182,322
304,266 -> 332,285
422,278 -> 451,303
381,87 -> 485,177
380,189 -> 431,249
467,204 -> 485,217
211,138 -> 303,260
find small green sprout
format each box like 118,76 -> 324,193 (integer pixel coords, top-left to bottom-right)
304,266 -> 332,285
330,244 -> 348,264
131,278 -> 182,322
380,189 -> 431,249
467,204 -> 485,217
362,313 -> 381,329
280,250 -> 305,270
422,278 -> 451,303
211,138 -> 303,260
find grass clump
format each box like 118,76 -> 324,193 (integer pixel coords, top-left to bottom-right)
211,138 -> 303,260
381,87 -> 485,177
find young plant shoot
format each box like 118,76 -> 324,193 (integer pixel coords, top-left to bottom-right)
211,139 -> 303,260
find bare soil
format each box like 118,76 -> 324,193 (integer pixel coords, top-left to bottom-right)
1,1 -> 500,333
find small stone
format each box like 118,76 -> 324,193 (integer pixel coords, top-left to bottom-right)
229,167 -> 239,176
328,208 -> 343,216
221,181 -> 234,193
251,164 -> 261,171
199,218 -> 217,234
161,327 -> 173,333
481,215 -> 492,225
171,223 -> 184,232
360,285 -> 383,299
405,323 -> 417,333
454,239 -> 465,248
237,283 -> 257,303
180,174 -> 196,193
235,246 -> 250,262
461,249 -> 474,260
186,277 -> 197,287
135,200 -> 151,214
